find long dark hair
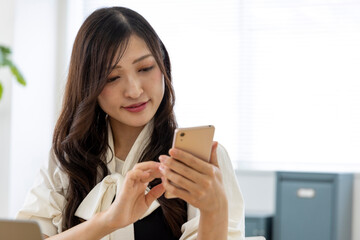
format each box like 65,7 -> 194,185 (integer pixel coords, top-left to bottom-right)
53,7 -> 187,237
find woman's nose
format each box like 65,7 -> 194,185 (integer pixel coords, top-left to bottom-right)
124,76 -> 143,99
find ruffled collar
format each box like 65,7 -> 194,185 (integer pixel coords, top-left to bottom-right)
74,119 -> 159,240
106,119 -> 154,175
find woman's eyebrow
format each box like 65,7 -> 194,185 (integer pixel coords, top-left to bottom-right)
132,54 -> 152,64
112,54 -> 153,70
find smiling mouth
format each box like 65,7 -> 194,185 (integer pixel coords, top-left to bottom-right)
123,100 -> 149,112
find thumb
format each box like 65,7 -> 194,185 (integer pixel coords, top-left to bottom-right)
145,183 -> 165,206
209,141 -> 219,167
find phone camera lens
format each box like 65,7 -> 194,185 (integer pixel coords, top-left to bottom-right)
180,132 -> 185,137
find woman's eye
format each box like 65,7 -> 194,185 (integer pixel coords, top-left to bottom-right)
107,76 -> 120,82
139,65 -> 154,72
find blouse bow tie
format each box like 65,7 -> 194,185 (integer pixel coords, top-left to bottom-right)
75,173 -> 160,240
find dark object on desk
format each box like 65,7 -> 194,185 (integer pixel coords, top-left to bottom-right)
273,172 -> 353,240
245,212 -> 272,240
0,219 -> 43,240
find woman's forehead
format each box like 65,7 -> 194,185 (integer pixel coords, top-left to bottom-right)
112,35 -> 153,66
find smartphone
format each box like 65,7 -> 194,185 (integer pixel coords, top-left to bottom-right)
164,125 -> 215,199
172,125 -> 215,161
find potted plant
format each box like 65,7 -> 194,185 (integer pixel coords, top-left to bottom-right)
0,45 -> 26,100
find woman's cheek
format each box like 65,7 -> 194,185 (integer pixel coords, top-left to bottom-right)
98,85 -> 116,112
99,85 -> 113,98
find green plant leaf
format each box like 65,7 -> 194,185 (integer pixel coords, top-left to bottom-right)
0,50 -> 3,66
0,82 -> 3,100
4,58 -> 26,86
9,64 -> 26,86
0,46 -> 11,66
0,46 -> 11,55
0,45 -> 26,101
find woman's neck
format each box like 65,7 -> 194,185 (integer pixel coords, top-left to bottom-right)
110,118 -> 145,160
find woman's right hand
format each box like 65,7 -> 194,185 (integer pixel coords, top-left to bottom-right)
103,161 -> 165,231
45,162 -> 164,240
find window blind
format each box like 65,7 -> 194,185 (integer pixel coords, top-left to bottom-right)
237,0 -> 360,171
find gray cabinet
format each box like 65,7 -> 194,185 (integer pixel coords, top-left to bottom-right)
245,212 -> 272,240
273,172 -> 353,240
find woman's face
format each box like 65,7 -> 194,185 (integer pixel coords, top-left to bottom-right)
98,34 -> 165,130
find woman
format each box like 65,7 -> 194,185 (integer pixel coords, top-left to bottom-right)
17,7 -> 244,240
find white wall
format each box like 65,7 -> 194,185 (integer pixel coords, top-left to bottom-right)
8,0 -> 58,217
0,0 -> 15,218
0,0 -> 79,219
237,171 -> 360,240
237,170 -> 276,215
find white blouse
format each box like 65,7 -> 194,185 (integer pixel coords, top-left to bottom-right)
16,122 -> 245,239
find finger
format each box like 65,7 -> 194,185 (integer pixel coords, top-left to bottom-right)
131,170 -> 161,185
139,168 -> 163,182
145,183 -> 165,206
159,155 -> 204,183
134,161 -> 163,179
127,169 -> 149,182
140,173 -> 162,184
161,176 -> 193,202
133,161 -> 161,171
168,148 -> 213,176
159,165 -> 201,195
209,141 -> 219,167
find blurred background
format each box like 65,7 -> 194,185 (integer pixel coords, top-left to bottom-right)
0,0 -> 359,239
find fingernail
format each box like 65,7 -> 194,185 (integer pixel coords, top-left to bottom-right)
159,155 -> 166,163
159,164 -> 165,172
169,148 -> 176,156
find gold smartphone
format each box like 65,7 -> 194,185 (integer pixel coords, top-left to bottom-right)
164,125 -> 215,199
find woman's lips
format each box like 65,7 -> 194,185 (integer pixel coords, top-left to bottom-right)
123,101 -> 149,113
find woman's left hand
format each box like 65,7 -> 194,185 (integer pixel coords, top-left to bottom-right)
159,142 -> 227,214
